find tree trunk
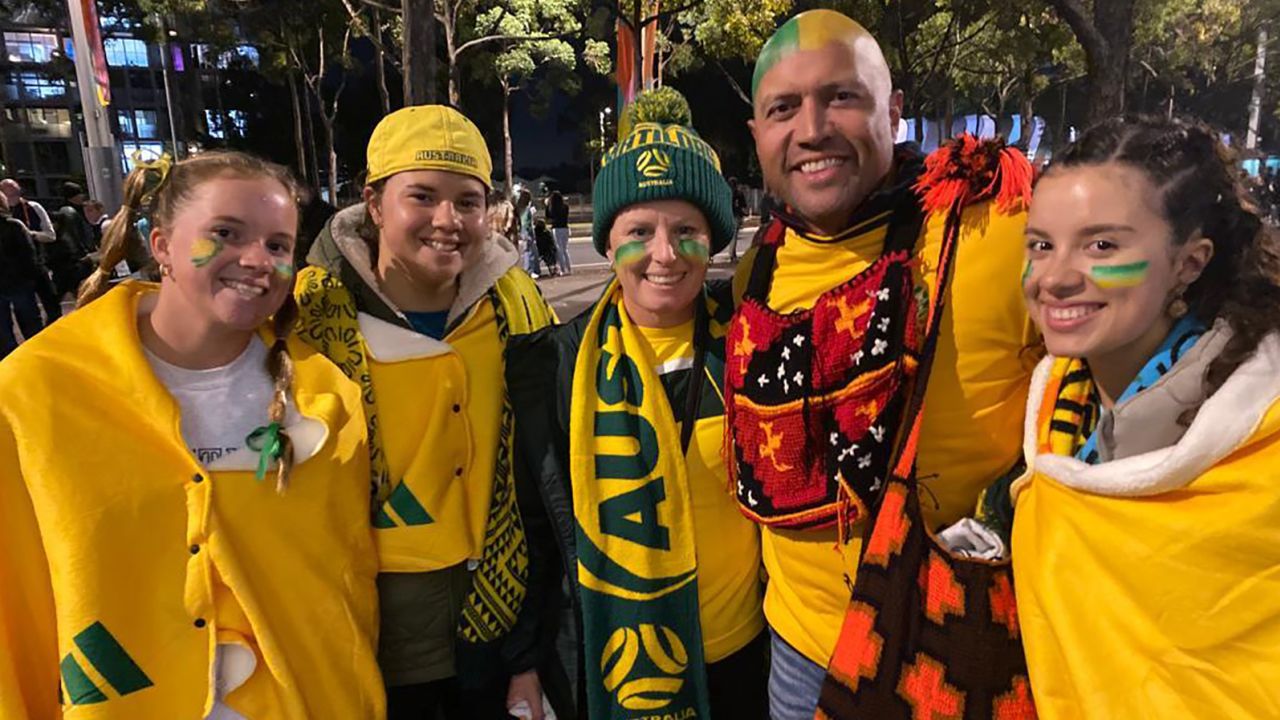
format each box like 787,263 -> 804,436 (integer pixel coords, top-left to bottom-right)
941,84 -> 954,141
288,72 -> 308,182
1019,84 -> 1035,154
502,78 -> 514,200
443,4 -> 461,106
402,0 -> 437,105
373,8 -> 391,114
911,94 -> 924,144
1046,0 -> 1137,126
320,114 -> 338,203
1247,25 -> 1268,149
1058,82 -> 1069,150
302,86 -> 322,189
1090,50 -> 1127,124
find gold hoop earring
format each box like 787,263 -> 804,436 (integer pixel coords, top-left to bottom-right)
159,263 -> 173,279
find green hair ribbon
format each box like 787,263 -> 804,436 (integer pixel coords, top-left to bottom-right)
245,422 -> 284,481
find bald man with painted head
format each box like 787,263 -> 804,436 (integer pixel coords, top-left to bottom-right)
724,10 -> 1039,718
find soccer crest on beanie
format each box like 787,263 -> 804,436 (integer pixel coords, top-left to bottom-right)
591,89 -> 735,255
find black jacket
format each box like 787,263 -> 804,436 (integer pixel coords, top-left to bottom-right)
506,280 -> 734,717
546,198 -> 570,229
49,205 -> 92,266
0,216 -> 41,291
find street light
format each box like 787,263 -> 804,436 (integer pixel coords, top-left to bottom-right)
591,106 -> 613,188
599,106 -> 612,144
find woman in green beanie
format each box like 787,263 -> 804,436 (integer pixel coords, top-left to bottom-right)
506,90 -> 767,720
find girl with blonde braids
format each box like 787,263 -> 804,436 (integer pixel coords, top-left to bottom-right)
0,151 -> 385,719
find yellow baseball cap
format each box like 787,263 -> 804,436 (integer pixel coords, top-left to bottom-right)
365,105 -> 493,188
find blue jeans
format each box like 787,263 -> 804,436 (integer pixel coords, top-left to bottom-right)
768,627 -> 827,720
552,227 -> 571,273
1,286 -> 44,359
522,234 -> 541,276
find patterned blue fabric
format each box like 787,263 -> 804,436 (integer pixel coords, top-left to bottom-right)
1076,315 -> 1206,464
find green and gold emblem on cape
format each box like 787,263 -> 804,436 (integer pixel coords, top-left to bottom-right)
571,279 -> 718,720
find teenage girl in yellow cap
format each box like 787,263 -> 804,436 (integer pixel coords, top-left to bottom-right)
0,152 -> 383,719
294,105 -> 555,719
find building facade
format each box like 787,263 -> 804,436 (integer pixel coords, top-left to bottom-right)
1,4 -> 258,208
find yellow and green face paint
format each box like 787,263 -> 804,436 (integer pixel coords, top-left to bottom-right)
273,262 -> 296,281
612,237 -> 710,268
613,240 -> 649,267
1021,259 -> 1032,286
1090,261 -> 1149,289
752,10 -> 871,98
677,238 -> 710,264
189,236 -> 225,268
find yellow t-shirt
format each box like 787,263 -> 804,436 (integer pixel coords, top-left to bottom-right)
736,202 -> 1037,665
367,301 -> 505,571
635,320 -> 765,662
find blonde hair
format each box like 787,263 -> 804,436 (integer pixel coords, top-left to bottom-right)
80,151 -> 303,490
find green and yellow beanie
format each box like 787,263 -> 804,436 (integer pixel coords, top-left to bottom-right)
592,89 -> 735,255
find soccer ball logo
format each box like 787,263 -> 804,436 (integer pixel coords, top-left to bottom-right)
636,148 -> 673,179
600,624 -> 688,711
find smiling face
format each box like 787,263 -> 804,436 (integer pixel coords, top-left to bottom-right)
749,33 -> 901,235
607,199 -> 712,328
151,174 -> 298,332
369,169 -> 489,287
1024,163 -> 1214,370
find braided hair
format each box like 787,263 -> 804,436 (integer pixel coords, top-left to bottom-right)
1045,116 -> 1280,409
79,151 -> 304,490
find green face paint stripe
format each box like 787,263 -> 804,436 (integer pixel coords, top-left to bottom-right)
1021,260 -> 1032,284
1090,261 -> 1149,287
73,622 -> 153,696
190,237 -> 224,268
60,654 -> 108,705
677,239 -> 709,263
388,482 -> 434,526
613,240 -> 649,266
273,263 -> 296,279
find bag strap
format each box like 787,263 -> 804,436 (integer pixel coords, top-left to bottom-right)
679,291 -> 711,456
742,220 -> 785,302
884,198 -> 967,480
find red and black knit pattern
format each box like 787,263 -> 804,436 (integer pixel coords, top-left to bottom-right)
816,466 -> 1036,720
725,197 -> 924,530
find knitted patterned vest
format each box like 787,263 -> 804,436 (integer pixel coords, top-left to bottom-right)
725,162 -> 926,530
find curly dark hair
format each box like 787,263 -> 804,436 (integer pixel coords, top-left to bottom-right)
1045,115 -> 1280,408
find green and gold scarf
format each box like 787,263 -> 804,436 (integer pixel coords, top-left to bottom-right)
295,265 -> 552,645
571,279 -> 710,720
